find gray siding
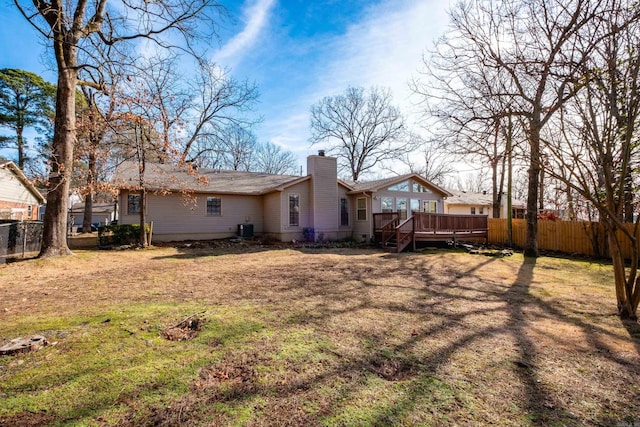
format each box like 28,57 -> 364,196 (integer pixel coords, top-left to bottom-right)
262,191 -> 281,235
119,191 -> 264,241
352,194 -> 372,242
280,181 -> 310,241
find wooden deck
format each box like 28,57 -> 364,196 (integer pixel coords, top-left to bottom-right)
373,212 -> 488,252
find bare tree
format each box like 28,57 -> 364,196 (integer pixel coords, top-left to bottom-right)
416,0 -> 605,256
309,86 -> 409,181
385,133 -> 455,185
14,0 -> 221,257
180,62 -> 259,164
254,142 -> 299,175
218,124 -> 256,171
544,2 -> 640,319
448,169 -> 491,193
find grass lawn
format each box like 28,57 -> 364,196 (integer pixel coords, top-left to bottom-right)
0,243 -> 639,426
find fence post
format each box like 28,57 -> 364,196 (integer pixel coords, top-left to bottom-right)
22,222 -> 27,258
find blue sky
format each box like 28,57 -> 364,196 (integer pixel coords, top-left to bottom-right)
0,0 -> 450,172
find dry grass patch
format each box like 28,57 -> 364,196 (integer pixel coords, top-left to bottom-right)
0,245 -> 638,426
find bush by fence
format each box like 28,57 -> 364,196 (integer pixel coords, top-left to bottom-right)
98,223 -> 149,247
0,221 -> 44,260
488,218 -> 638,258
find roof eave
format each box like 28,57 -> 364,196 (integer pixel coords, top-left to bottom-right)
267,175 -> 311,193
3,162 -> 46,204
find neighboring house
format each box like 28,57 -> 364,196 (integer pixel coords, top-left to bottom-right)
445,189 -> 526,219
111,153 -> 451,242
0,159 -> 45,221
68,202 -> 118,230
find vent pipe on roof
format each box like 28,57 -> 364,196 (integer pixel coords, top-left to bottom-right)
318,150 -> 325,157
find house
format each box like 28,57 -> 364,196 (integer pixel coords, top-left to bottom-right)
0,159 -> 45,221
111,153 -> 451,242
68,202 -> 118,231
445,189 -> 526,219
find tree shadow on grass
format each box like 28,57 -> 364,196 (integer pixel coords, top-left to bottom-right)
150,242 -> 379,261
11,248 -> 638,425
161,250 -> 639,425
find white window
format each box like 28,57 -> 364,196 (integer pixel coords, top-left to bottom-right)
423,200 -> 437,213
289,194 -> 299,226
206,197 -> 222,216
127,194 -> 141,215
388,181 -> 409,191
340,198 -> 349,226
381,197 -> 393,212
396,198 -> 407,220
357,198 -> 367,221
412,182 -> 430,193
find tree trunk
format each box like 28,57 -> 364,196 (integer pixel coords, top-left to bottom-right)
524,124 -> 541,257
82,151 -> 96,233
17,124 -> 25,169
609,237 -> 637,320
139,188 -> 148,247
82,193 -> 93,233
137,139 -> 148,247
538,168 -> 545,212
39,66 -> 76,257
491,158 -> 500,218
566,183 -> 576,221
624,165 -> 634,223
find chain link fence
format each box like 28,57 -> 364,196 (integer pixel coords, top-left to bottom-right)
0,221 -> 44,263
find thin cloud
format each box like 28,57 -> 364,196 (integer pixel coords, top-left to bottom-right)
213,0 -> 276,68
260,0 -> 449,163
319,0 -> 448,116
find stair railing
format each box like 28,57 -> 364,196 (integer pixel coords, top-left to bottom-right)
395,215 -> 415,252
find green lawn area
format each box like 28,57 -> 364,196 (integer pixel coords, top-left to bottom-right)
0,244 -> 639,426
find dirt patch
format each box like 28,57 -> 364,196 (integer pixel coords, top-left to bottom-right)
0,411 -> 55,427
367,357 -> 417,381
160,313 -> 205,341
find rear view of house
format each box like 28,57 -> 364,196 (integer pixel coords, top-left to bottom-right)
112,152 -> 451,243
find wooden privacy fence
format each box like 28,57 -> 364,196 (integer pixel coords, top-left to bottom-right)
488,218 -> 640,258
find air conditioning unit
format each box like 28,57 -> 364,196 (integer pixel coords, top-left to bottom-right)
237,224 -> 254,238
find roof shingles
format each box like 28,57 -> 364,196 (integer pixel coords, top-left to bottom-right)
112,162 -> 303,195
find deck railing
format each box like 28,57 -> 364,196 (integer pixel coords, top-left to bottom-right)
413,213 -> 488,234
373,212 -> 488,252
374,213 -> 488,234
374,212 -> 400,230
